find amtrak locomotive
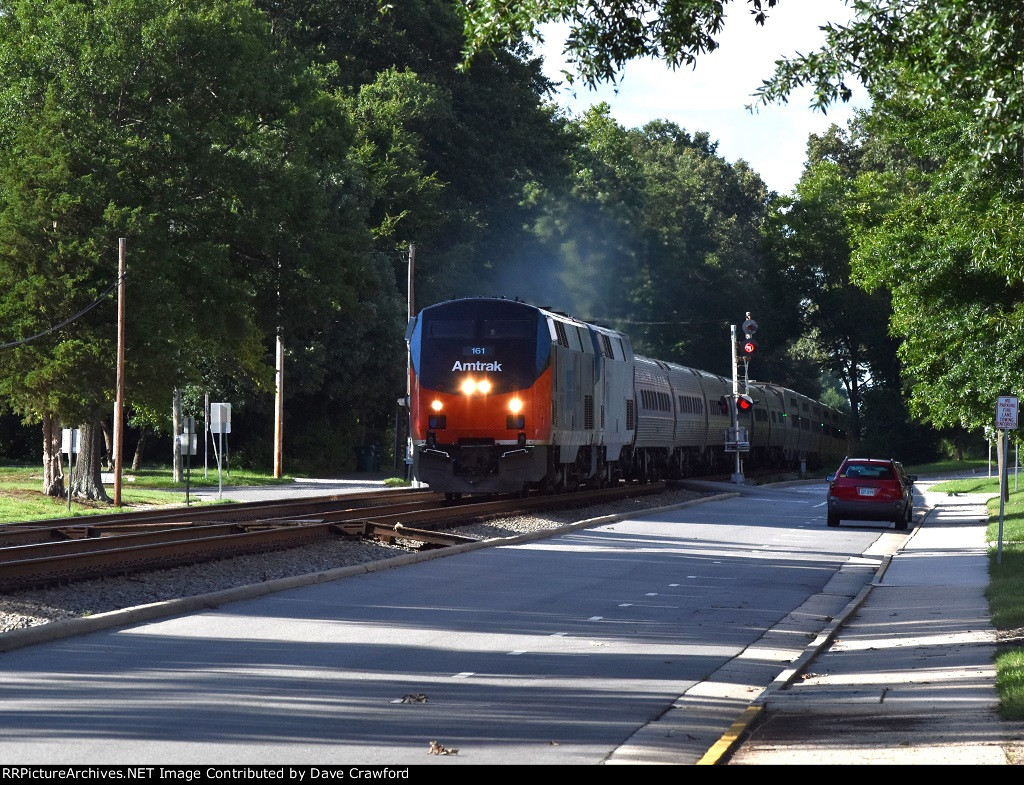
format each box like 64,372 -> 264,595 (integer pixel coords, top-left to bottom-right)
406,297 -> 846,497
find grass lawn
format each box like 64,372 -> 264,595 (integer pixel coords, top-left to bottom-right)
0,463 -> 303,522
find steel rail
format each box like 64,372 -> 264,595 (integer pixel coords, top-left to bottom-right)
0,489 -> 439,548
0,487 -> 433,532
0,482 -> 672,591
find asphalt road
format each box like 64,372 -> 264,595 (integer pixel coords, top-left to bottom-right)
0,481 -> 889,765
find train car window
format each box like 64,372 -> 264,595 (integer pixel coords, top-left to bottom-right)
601,334 -> 614,358
482,319 -> 536,339
427,320 -> 475,339
802,401 -> 810,412
790,397 -> 798,407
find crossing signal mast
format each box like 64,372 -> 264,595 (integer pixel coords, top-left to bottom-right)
727,313 -> 758,484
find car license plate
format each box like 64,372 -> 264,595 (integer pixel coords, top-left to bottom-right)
857,487 -> 877,497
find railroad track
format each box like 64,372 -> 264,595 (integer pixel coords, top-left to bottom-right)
0,482 -> 672,591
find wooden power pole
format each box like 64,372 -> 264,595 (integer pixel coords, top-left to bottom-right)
113,238 -> 126,506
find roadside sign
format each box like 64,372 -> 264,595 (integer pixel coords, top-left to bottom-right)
996,395 -> 1019,430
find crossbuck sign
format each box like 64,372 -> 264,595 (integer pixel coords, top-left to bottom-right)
996,395 -> 1019,430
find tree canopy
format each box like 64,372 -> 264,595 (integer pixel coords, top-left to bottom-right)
13,0 -> 1018,481
455,0 -> 779,87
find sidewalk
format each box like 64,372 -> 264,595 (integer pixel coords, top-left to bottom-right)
725,483 -> 1024,765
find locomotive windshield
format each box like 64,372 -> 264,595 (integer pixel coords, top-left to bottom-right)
413,300 -> 550,392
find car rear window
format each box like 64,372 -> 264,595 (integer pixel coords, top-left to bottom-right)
842,465 -> 894,480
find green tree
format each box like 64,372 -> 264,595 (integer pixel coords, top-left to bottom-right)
755,0 -> 1024,173
456,0 -> 780,88
851,98 -> 1024,435
532,105 -> 646,323
626,120 -> 777,377
269,0 -> 574,311
765,144 -> 899,446
244,0 -> 574,470
0,0 -> 367,495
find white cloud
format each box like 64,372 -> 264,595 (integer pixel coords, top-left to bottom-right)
536,0 -> 866,194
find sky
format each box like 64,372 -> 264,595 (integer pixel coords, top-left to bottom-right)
535,0 -> 866,195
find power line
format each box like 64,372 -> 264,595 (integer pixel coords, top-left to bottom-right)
0,274 -> 123,350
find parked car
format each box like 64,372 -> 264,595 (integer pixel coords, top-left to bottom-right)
826,457 -> 917,530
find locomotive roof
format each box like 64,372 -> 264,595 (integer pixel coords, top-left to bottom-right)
424,296 -> 628,338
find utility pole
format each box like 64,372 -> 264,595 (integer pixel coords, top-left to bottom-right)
113,238 -> 126,506
273,254 -> 284,479
405,244 -> 415,482
274,327 -> 284,478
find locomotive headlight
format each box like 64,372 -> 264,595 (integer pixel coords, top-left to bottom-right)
431,399 -> 443,412
508,397 -> 523,414
459,377 -> 493,395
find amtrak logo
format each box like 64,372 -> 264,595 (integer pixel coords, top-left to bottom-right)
452,360 -> 503,372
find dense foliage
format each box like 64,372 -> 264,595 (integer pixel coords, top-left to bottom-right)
11,0 -> 1022,483
458,0 -> 1024,446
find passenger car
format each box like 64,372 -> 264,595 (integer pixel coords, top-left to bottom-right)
826,458 -> 917,530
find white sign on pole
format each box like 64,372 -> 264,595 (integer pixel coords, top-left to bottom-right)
177,433 -> 197,456
61,428 -> 81,455
996,395 -> 1019,430
210,402 -> 231,433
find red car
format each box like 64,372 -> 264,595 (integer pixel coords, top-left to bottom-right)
826,458 -> 917,530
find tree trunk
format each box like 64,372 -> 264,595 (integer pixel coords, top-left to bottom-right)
173,389 -> 182,482
41,412 -> 64,497
132,428 -> 148,472
101,420 -> 113,470
69,422 -> 111,502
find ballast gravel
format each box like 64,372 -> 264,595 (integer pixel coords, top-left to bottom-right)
0,486 -> 714,635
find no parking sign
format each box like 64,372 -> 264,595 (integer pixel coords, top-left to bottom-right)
996,395 -> 1018,430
